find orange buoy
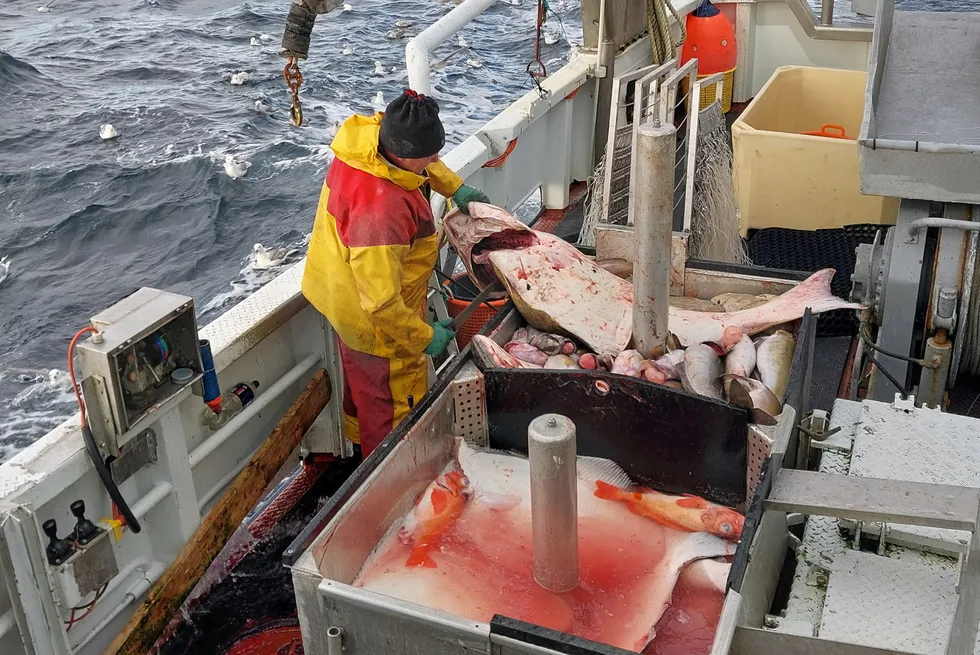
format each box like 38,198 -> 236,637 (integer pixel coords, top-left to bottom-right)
681,0 -> 737,112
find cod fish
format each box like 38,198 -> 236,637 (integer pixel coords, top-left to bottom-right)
680,344 -> 724,400
512,325 -> 576,355
724,375 -> 782,426
593,481 -> 744,542
711,292 -> 777,313
723,334 -> 756,395
473,335 -> 539,369
544,354 -> 579,369
399,468 -> 470,568
612,349 -> 643,377
504,341 -> 549,366
670,296 -> 723,312
756,329 -> 796,400
652,348 -> 686,381
443,204 -> 862,352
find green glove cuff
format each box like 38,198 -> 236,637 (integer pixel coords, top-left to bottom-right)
424,322 -> 455,357
452,184 -> 491,214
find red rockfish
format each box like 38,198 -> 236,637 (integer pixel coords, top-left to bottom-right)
400,470 -> 470,568
594,481 -> 744,542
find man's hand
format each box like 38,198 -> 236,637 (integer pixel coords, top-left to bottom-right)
452,185 -> 491,215
424,319 -> 455,357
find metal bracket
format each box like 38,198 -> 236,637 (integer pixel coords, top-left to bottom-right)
799,410 -> 838,442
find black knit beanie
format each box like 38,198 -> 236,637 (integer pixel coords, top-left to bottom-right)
379,89 -> 445,159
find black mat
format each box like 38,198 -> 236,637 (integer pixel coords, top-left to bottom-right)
811,336 -> 854,412
948,374 -> 980,419
747,225 -> 881,336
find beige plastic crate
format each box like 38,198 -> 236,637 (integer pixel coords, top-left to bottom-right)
733,66 -> 899,236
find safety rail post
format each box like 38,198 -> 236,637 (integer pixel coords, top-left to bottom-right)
405,0 -> 498,96
821,0 -> 835,25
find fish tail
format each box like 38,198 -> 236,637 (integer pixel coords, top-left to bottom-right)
734,268 -> 864,326
405,548 -> 438,569
773,269 -> 865,313
593,479 -> 624,500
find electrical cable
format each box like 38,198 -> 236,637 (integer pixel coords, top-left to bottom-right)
65,583 -> 108,631
68,327 -> 142,534
865,350 -> 911,399
859,328 -> 925,366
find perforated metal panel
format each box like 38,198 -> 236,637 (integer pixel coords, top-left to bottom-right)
450,362 -> 487,447
747,425 -> 773,501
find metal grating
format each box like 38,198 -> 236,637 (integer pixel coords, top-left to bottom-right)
450,361 -> 488,447
819,549 -> 980,655
599,60 -> 679,227
782,397 -> 969,643
746,225 -> 881,337
847,400 -> 980,553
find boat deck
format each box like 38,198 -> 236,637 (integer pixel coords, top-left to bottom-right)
778,398 -> 980,653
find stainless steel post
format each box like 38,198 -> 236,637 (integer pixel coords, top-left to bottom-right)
326,626 -> 344,655
528,413 -> 579,593
632,121 -> 677,358
820,0 -> 835,25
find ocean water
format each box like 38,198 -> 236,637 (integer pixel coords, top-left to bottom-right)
0,0 -> 581,461
0,0 -> 962,463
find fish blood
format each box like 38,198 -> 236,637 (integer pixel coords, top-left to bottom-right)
355,443 -> 737,652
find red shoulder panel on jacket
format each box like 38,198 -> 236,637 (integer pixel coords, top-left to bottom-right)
326,159 -> 434,248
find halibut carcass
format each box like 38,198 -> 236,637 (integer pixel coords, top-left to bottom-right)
444,203 -> 863,351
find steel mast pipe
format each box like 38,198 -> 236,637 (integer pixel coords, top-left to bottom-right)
405,0 -> 497,96
528,413 -> 579,593
632,121 -> 677,358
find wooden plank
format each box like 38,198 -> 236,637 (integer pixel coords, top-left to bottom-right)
946,503 -> 980,655
731,627 -> 923,655
766,469 -> 980,531
105,369 -> 332,655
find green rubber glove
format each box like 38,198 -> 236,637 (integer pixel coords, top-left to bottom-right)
424,319 -> 455,357
451,184 -> 491,215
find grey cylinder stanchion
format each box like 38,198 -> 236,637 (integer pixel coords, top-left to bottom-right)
631,121 -> 677,359
528,413 -> 579,593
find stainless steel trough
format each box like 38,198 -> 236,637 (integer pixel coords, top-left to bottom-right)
858,0 -> 980,204
285,263 -> 818,655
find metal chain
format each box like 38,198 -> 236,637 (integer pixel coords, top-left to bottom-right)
283,57 -> 304,127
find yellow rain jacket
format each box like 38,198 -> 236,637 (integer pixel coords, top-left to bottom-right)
302,114 -> 463,451
303,113 -> 462,355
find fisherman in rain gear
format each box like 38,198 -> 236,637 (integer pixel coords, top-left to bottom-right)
302,89 -> 490,457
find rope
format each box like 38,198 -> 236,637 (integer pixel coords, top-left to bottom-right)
484,138 -> 518,168
646,0 -> 687,65
525,0 -> 548,93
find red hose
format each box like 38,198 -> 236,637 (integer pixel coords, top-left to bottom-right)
68,326 -> 98,427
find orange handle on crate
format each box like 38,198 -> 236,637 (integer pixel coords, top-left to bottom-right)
800,124 -> 854,140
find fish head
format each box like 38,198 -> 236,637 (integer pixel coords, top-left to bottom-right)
702,507 -> 745,541
439,470 -> 470,497
720,326 -> 744,352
